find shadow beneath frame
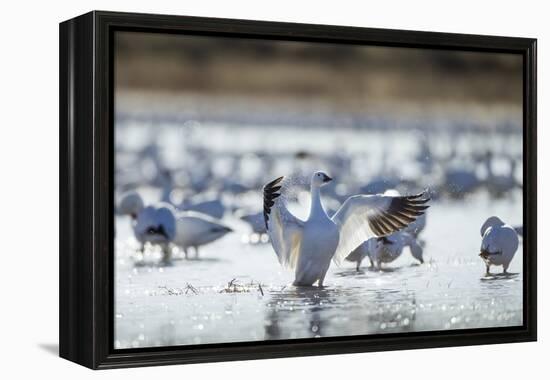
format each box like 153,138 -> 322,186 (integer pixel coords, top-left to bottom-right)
38,343 -> 59,356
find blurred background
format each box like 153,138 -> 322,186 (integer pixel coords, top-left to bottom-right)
115,31 -> 523,203
116,32 -> 522,106
114,31 -> 523,349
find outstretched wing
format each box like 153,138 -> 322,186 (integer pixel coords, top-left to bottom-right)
263,176 -> 304,269
331,190 -> 430,264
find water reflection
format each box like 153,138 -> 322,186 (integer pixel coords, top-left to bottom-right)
480,272 -> 520,282
264,287 -> 340,340
264,286 -> 418,339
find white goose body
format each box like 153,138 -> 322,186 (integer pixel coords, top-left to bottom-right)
294,187 -> 339,286
263,172 -> 430,287
173,211 -> 233,257
118,191 -> 176,247
118,192 -> 232,260
479,216 -> 519,274
346,232 -> 424,270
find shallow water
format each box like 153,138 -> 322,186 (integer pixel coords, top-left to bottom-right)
114,191 -> 523,349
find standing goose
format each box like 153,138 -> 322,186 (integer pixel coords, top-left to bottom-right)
118,191 -> 175,247
118,192 -> 232,261
118,191 -> 177,262
345,232 -> 424,271
134,203 -> 177,262
263,171 -> 430,287
479,216 -> 519,275
173,211 -> 233,259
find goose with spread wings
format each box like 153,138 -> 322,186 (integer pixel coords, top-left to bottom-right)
263,171 -> 430,287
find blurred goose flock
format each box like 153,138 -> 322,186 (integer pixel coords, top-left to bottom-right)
113,32 -> 523,349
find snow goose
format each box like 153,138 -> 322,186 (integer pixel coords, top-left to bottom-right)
118,191 -> 177,261
479,216 -> 519,275
118,192 -> 232,260
134,203 -> 177,261
173,211 -> 233,259
345,232 -> 424,271
263,171 -> 430,287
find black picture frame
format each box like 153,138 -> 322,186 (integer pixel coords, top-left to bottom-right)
59,10 -> 537,369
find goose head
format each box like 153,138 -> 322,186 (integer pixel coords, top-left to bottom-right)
410,241 -> 424,264
118,191 -> 144,220
311,171 -> 333,188
480,216 -> 505,236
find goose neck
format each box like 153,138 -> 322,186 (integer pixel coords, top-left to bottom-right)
309,186 -> 325,217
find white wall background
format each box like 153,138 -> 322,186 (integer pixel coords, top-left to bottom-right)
0,0 -> 545,378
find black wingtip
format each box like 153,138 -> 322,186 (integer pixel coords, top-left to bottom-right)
370,189 -> 432,237
264,176 -> 284,190
263,176 -> 284,229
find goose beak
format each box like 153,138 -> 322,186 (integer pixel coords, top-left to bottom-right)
322,174 -> 333,183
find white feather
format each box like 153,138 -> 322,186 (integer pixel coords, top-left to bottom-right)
264,172 -> 429,286
480,216 -> 519,271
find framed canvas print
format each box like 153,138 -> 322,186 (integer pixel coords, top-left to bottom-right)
59,11 -> 537,369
